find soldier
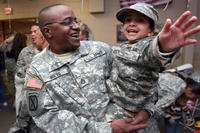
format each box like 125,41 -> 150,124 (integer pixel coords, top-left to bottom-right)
14,24 -> 48,116
12,3 -> 200,133
9,24 -> 48,132
15,24 -> 48,113
0,31 -> 16,102
79,21 -> 93,41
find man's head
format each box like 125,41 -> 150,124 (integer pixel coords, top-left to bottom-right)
38,4 -> 80,54
79,23 -> 90,41
116,2 -> 159,41
31,24 -> 47,51
79,21 -> 93,41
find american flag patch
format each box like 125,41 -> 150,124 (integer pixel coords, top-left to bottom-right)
26,78 -> 43,90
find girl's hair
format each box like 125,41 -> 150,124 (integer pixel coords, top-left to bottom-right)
185,78 -> 200,95
147,17 -> 155,31
6,33 -> 27,61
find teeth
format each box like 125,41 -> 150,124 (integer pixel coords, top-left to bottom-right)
128,30 -> 137,33
71,34 -> 78,38
71,33 -> 78,37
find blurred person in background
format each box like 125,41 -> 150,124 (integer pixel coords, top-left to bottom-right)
0,30 -> 17,105
162,76 -> 200,133
6,32 -> 27,107
0,48 -> 7,107
158,67 -> 200,133
79,21 -> 93,41
6,33 -> 27,62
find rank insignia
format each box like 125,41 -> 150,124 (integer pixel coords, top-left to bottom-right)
26,78 -> 43,90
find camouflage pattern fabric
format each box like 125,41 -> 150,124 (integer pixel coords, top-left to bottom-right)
15,44 -> 39,80
106,36 -> 177,114
190,71 -> 200,82
15,44 -> 40,115
13,38 -> 179,133
9,44 -> 41,133
0,40 -> 15,98
19,41 -> 113,132
106,36 -> 178,133
155,72 -> 186,115
178,69 -> 200,83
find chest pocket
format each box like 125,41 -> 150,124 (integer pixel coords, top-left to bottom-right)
45,81 -> 92,118
114,42 -> 149,64
74,50 -> 107,92
43,65 -> 88,106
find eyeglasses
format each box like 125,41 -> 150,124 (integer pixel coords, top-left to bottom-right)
43,17 -> 79,27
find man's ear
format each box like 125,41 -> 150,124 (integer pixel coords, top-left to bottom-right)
42,26 -> 52,38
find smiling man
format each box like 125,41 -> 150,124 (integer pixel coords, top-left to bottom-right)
15,4 -> 141,133
12,3 -> 200,133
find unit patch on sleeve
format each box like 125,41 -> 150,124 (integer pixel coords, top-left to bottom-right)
26,78 -> 43,90
29,95 -> 38,111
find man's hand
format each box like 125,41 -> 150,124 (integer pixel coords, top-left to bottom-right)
159,11 -> 200,52
111,118 -> 146,133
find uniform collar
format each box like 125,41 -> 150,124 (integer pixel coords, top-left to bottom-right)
46,42 -> 89,72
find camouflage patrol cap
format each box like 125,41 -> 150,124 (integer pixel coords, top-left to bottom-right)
189,71 -> 200,83
177,69 -> 200,83
164,64 -> 199,82
116,2 -> 159,27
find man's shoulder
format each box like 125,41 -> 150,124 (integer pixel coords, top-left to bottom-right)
26,50 -> 47,72
80,40 -> 111,53
21,44 -> 35,53
158,72 -> 186,86
81,40 -> 110,48
31,49 -> 47,62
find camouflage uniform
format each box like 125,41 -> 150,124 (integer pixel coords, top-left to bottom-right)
155,72 -> 186,115
0,40 -> 15,97
15,44 -> 40,115
14,39 -> 178,133
9,44 -> 41,133
18,41 -> 113,133
106,36 -> 178,133
155,69 -> 200,115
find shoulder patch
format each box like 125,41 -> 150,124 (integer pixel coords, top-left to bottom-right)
26,78 -> 43,90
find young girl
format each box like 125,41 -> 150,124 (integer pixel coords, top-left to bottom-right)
106,2 -> 178,133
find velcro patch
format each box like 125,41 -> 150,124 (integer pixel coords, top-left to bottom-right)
29,95 -> 38,111
26,78 -> 43,90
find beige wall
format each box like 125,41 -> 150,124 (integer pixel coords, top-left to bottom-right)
0,0 -> 199,69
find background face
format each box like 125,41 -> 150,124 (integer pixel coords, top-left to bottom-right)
31,25 -> 44,50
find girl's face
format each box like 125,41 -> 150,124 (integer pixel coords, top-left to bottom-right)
185,87 -> 197,99
123,11 -> 153,41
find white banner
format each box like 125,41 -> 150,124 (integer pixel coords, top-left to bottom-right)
119,0 -> 172,8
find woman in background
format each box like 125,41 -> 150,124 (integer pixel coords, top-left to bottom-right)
6,32 -> 27,61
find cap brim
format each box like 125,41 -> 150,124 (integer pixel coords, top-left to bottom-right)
116,8 -> 137,23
